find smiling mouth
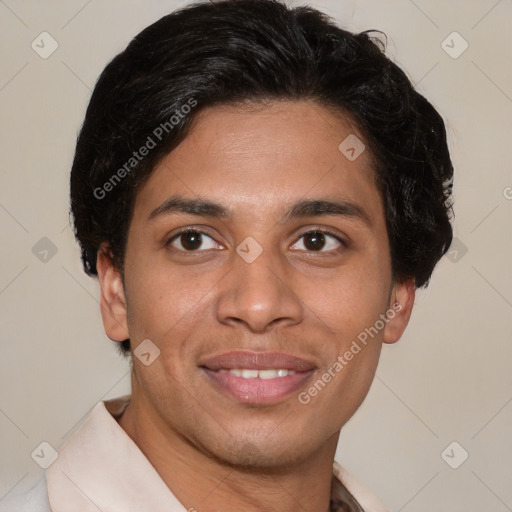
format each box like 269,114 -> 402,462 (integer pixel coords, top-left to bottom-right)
199,351 -> 316,405
217,368 -> 296,378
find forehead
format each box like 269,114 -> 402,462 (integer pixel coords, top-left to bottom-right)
133,100 -> 384,226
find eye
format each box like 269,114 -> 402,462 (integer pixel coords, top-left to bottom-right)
166,229 -> 223,252
290,229 -> 346,252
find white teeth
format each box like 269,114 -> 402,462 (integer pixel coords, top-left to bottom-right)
259,369 -> 279,380
224,369 -> 295,379
241,369 -> 259,379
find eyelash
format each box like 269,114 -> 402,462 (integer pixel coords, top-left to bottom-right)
165,227 -> 348,253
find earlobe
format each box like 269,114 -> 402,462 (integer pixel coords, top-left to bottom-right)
96,247 -> 130,342
382,278 -> 415,345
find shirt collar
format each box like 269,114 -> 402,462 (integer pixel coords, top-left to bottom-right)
46,395 -> 389,512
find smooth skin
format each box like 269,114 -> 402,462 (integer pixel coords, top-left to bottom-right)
96,100 -> 415,512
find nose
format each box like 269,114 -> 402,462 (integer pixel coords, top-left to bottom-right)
215,245 -> 304,333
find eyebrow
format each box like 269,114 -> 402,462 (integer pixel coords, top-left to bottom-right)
281,199 -> 371,226
148,194 -> 371,226
148,195 -> 230,221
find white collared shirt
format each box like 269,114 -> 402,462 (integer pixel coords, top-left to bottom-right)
1,395 -> 390,512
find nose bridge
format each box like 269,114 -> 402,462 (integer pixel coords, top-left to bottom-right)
216,238 -> 303,331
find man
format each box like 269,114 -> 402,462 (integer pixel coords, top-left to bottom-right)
2,0 -> 454,510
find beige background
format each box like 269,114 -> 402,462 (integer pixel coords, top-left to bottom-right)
1,0 -> 511,510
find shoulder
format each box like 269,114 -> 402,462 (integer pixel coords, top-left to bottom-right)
333,461 -> 390,512
0,474 -> 50,512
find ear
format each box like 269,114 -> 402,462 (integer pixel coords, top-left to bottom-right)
96,246 -> 130,342
382,277 -> 415,345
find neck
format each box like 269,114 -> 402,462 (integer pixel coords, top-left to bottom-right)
118,380 -> 340,512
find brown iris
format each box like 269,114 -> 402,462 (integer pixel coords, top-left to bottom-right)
179,231 -> 203,250
303,231 -> 326,251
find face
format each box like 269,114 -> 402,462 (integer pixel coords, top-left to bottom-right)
98,100 -> 414,469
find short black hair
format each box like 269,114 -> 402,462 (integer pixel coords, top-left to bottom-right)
70,0 -> 454,356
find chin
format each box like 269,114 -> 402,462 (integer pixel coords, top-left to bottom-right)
195,430 -> 313,471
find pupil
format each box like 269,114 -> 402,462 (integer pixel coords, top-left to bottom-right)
182,232 -> 202,250
304,232 -> 325,251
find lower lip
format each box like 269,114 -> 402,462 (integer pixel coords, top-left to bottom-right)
201,368 -> 314,405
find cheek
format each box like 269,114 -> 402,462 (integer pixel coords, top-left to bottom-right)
321,262 -> 389,408
125,263 -> 223,387
298,338 -> 381,430
307,263 -> 390,338
125,257 -> 211,339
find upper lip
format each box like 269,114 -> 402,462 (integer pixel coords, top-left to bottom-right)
199,351 -> 316,372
